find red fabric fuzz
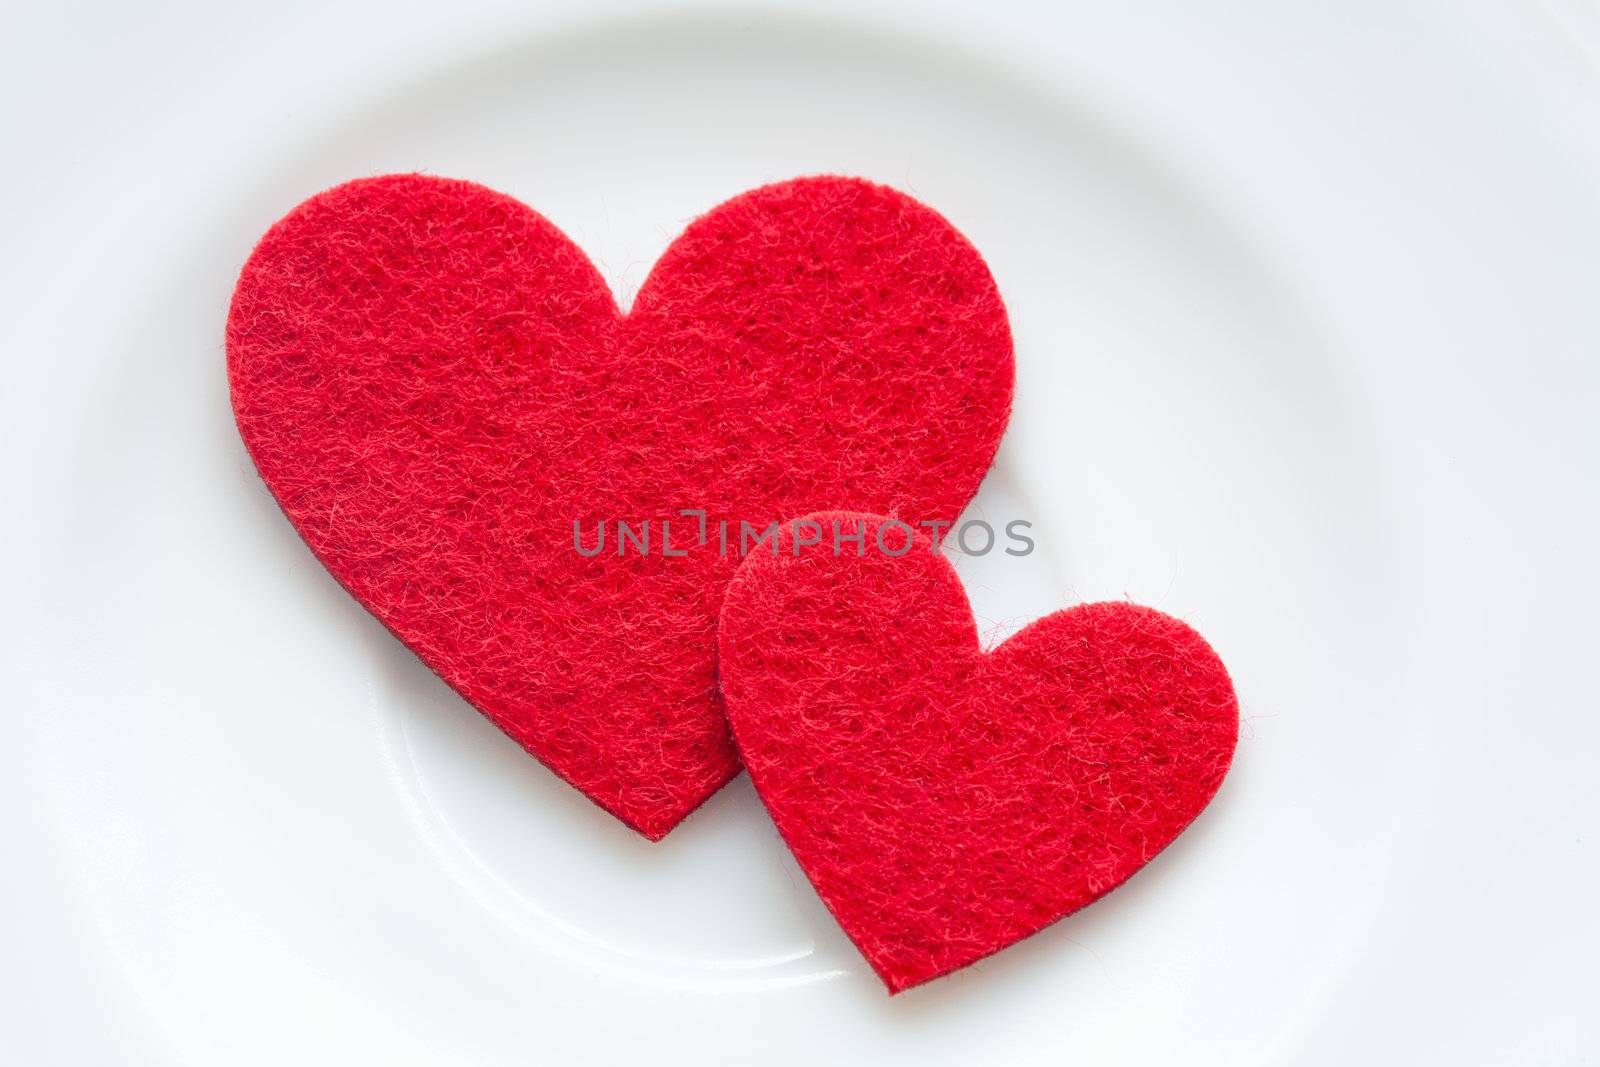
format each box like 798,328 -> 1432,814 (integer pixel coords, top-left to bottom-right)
227,176 -> 1013,839
718,514 -> 1238,992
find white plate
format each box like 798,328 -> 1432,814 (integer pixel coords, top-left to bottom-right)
4,2 -> 1597,1063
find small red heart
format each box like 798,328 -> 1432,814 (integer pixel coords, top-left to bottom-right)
228,176 -> 1012,839
718,514 -> 1238,992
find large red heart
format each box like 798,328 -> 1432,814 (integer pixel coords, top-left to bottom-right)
228,175 -> 1012,839
718,514 -> 1237,992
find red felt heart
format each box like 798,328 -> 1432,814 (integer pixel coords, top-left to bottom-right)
718,513 -> 1238,992
228,175 -> 1012,839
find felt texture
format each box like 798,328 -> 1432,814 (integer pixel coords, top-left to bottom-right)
718,514 -> 1238,993
227,175 -> 1013,840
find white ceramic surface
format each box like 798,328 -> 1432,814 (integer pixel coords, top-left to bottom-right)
4,2 -> 1597,1063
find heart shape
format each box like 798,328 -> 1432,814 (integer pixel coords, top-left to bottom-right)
228,175 -> 1012,839
718,514 -> 1238,992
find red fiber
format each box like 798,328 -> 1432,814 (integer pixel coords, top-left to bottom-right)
718,514 -> 1238,992
227,176 -> 1014,839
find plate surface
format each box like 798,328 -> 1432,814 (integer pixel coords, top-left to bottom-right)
4,1 -> 1597,1063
